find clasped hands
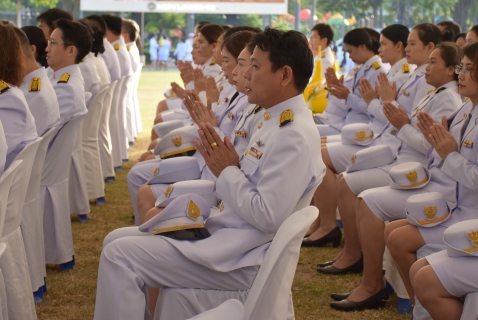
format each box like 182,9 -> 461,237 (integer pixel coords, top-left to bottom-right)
325,68 -> 350,100
183,90 -> 219,127
417,111 -> 458,160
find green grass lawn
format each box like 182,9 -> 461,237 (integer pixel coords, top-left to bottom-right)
36,70 -> 409,320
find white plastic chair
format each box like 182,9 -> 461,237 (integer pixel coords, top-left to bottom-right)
21,128 -> 57,295
133,63 -> 143,136
82,86 -> 108,200
461,291 -> 478,320
118,75 -> 134,161
2,137 -> 43,320
0,160 -> 21,320
188,206 -> 319,320
156,186 -> 319,320
99,80 -> 118,180
42,115 -> 85,266
0,121 -> 7,176
69,114 -> 90,218
109,77 -> 125,168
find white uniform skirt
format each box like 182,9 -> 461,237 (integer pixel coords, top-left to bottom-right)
426,250 -> 478,298
327,143 -> 366,173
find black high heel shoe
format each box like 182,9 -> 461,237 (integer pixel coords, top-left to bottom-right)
317,256 -> 363,275
302,227 -> 342,248
329,288 -> 388,311
317,260 -> 335,268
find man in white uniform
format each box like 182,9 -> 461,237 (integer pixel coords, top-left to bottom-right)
46,18 -> 90,125
122,19 -> 140,73
102,14 -> 132,78
309,23 -> 335,77
14,26 -> 60,136
36,8 -> 73,41
93,27 -> 326,320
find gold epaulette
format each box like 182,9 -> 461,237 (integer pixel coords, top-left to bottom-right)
29,77 -> 41,92
402,64 -> 410,73
0,80 -> 11,94
58,73 -> 70,84
127,46 -> 131,51
435,87 -> 446,94
279,109 -> 293,127
113,43 -> 120,50
371,62 -> 381,70
321,52 -> 326,59
209,58 -> 215,66
252,105 -> 262,114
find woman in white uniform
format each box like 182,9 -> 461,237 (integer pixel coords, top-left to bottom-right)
304,24 -> 412,247
315,28 -> 385,136
385,42 -> 478,310
0,24 -> 38,169
328,42 -> 463,312
315,24 -> 452,271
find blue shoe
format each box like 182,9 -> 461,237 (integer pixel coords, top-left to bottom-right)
129,141 -> 134,147
115,166 -> 122,171
122,159 -> 129,163
96,197 -> 105,205
398,298 -> 412,315
60,256 -> 75,271
33,288 -> 44,303
105,177 -> 115,183
78,214 -> 88,223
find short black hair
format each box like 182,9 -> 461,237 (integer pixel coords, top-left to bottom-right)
101,14 -> 122,36
21,26 -> 48,67
250,27 -> 313,92
122,19 -> 139,42
79,20 -> 105,56
54,18 -> 92,64
36,8 -> 73,36
344,28 -> 380,54
437,21 -> 461,37
12,27 -> 34,60
224,25 -> 261,41
85,14 -> 107,35
454,32 -> 466,42
380,24 -> 409,48
311,23 -> 334,46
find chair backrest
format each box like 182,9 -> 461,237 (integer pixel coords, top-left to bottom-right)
24,127 -> 58,203
3,138 -> 42,236
82,85 -> 109,140
461,291 -> 478,320
42,115 -> 85,185
110,77 -> 125,118
0,161 -> 21,239
244,206 -> 319,320
0,121 -> 7,176
102,80 -> 118,121
293,185 -> 318,212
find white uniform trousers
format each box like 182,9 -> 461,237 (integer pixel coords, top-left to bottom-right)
94,227 -> 258,320
127,160 -> 161,224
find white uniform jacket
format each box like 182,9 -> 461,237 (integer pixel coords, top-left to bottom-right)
160,94 -> 326,272
48,64 -> 88,126
112,37 -> 133,77
0,83 -> 37,168
100,38 -> 121,81
19,67 -> 61,136
126,41 -> 141,73
93,54 -> 111,86
368,58 -> 416,132
312,46 -> 335,79
79,52 -> 101,98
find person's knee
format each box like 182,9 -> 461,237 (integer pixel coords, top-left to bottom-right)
413,266 -> 436,305
138,185 -> 154,208
387,228 -> 408,255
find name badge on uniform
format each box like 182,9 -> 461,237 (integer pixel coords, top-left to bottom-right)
228,112 -> 234,120
235,130 -> 247,138
248,147 -> 263,159
463,140 -> 474,149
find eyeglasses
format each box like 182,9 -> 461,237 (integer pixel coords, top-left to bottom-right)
455,65 -> 473,76
47,39 -> 72,47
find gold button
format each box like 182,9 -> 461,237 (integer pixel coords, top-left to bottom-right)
258,122 -> 263,129
263,112 -> 271,120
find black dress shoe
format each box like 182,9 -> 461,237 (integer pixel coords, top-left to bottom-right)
317,257 -> 363,275
331,292 -> 351,301
330,289 -> 388,311
302,227 -> 342,248
317,260 -> 335,268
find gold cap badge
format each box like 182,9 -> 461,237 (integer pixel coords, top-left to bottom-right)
114,43 -> 120,50
172,136 -> 182,147
187,200 -> 201,219
424,206 -> 437,219
58,73 -> 70,84
164,184 -> 173,198
467,230 -> 478,248
406,170 -> 418,183
29,77 -> 41,92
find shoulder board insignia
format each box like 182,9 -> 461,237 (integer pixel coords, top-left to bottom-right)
57,73 -> 70,84
371,62 -> 381,70
209,57 -> 215,66
321,52 -> 326,59
29,77 -> 41,92
126,46 -> 131,51
402,64 -> 410,73
426,88 -> 434,95
252,105 -> 262,114
435,87 -> 446,94
113,43 -> 120,51
0,80 -> 11,94
279,109 -> 293,127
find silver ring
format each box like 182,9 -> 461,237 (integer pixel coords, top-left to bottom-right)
436,140 -> 441,143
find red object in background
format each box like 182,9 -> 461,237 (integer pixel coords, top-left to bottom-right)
300,8 -> 311,20
324,13 -> 331,20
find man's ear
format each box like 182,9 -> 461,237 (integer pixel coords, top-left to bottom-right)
280,65 -> 294,87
